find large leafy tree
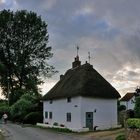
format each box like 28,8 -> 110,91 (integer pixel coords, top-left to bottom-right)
0,10 -> 56,98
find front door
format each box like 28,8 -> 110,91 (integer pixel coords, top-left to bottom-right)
86,112 -> 93,130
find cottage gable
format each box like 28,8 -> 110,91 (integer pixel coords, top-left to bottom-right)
120,92 -> 135,110
120,93 -> 135,102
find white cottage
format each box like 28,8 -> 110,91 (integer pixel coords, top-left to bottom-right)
120,93 -> 135,110
43,56 -> 120,131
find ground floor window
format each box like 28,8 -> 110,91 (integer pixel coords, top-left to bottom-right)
66,113 -> 71,122
49,112 -> 52,119
45,111 -> 48,119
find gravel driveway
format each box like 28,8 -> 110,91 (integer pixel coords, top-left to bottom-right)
1,123 -> 124,140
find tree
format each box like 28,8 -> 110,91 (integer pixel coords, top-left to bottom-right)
134,96 -> 140,118
134,87 -> 140,97
118,104 -> 126,111
0,10 -> 57,98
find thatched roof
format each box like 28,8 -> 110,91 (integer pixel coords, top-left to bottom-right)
43,63 -> 120,100
120,93 -> 134,101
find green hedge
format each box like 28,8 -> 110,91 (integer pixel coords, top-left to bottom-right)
127,118 -> 140,129
23,112 -> 43,125
115,134 -> 126,140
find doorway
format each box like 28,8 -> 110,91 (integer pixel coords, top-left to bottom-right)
86,112 -> 93,130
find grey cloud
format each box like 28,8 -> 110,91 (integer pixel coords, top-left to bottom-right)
1,0 -> 140,95
127,71 -> 139,77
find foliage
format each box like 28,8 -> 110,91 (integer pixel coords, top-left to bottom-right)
134,96 -> 140,117
53,122 -> 59,126
126,109 -> 134,118
0,104 -> 9,117
9,89 -> 27,105
23,112 -> 43,124
50,127 -> 72,133
118,105 -> 126,112
115,134 -> 126,140
126,118 -> 140,129
38,126 -> 73,133
10,93 -> 42,122
0,9 -> 57,99
134,87 -> 140,97
10,98 -> 32,120
20,93 -> 37,102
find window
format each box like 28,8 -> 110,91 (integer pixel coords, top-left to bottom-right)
67,97 -> 71,103
49,112 -> 52,119
66,113 -> 71,122
50,99 -> 53,104
45,111 -> 48,119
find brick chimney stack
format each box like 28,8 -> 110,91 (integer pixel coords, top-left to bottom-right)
72,55 -> 81,68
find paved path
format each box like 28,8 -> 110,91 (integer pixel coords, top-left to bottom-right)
1,123 -> 93,140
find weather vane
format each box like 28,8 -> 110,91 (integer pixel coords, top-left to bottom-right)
76,46 -> 79,56
88,52 -> 91,64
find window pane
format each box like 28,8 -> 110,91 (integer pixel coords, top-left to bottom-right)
50,100 -> 53,104
45,111 -> 48,119
49,112 -> 52,119
67,97 -> 71,103
66,113 -> 71,122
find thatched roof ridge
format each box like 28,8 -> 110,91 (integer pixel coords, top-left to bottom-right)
120,93 -> 134,101
43,63 -> 120,100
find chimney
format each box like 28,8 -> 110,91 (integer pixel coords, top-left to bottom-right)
60,74 -> 63,80
72,55 -> 81,68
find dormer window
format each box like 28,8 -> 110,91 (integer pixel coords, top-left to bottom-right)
67,97 -> 71,103
50,99 -> 53,104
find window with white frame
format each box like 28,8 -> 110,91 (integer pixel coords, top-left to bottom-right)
45,111 -> 48,119
66,113 -> 71,122
49,112 -> 52,119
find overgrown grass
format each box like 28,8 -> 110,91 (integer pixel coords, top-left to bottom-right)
115,134 -> 126,140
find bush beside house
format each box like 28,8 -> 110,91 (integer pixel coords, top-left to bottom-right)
23,112 -> 43,124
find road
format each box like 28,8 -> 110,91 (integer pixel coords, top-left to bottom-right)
1,123 -> 92,140
1,123 -> 123,140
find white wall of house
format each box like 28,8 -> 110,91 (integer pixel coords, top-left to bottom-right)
43,96 -> 82,130
120,97 -> 135,110
80,97 -> 118,130
43,96 -> 118,131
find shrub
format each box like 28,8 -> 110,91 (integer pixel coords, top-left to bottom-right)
126,118 -> 140,129
53,122 -> 58,126
10,98 -> 32,122
118,105 -> 126,111
23,112 -> 43,125
126,110 -> 134,118
116,134 -> 126,140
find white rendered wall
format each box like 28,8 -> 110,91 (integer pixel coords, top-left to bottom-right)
43,96 -> 118,131
120,97 -> 135,110
43,96 -> 82,130
81,97 -> 118,130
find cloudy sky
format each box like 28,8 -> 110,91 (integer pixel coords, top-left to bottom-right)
0,0 -> 140,97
